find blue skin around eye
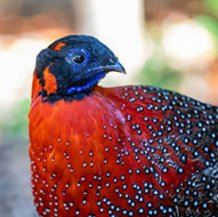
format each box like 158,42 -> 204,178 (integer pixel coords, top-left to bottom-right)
67,72 -> 106,94
65,48 -> 107,94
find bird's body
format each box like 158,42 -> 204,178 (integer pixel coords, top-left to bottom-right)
29,35 -> 218,217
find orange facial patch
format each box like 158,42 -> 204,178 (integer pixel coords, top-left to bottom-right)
44,67 -> 57,95
52,42 -> 66,51
31,73 -> 42,100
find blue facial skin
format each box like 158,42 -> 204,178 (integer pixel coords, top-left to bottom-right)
35,35 -> 125,102
66,72 -> 106,94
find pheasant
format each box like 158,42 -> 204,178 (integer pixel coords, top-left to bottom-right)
29,35 -> 218,217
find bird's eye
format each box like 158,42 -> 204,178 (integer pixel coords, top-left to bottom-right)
72,54 -> 85,64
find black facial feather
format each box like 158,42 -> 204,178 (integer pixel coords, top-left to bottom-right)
34,35 -> 125,102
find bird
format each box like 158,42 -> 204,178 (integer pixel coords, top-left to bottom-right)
29,35 -> 218,217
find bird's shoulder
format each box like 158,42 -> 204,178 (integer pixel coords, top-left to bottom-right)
98,85 -> 218,120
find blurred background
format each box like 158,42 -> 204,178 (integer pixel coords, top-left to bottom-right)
0,0 -> 217,216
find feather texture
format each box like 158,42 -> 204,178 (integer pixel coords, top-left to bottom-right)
29,85 -> 218,217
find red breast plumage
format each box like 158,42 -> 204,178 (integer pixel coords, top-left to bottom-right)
29,35 -> 218,217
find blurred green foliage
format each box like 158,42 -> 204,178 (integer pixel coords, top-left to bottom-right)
0,98 -> 30,140
195,15 -> 218,51
204,0 -> 218,15
196,0 -> 218,54
139,53 -> 183,91
140,0 -> 218,91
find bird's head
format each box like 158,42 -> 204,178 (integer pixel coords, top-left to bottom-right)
32,35 -> 125,102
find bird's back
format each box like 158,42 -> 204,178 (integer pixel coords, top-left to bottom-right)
97,85 -> 218,216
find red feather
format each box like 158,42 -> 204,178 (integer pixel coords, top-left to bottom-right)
29,85 -> 218,216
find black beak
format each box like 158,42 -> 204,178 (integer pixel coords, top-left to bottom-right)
108,61 -> 126,74
90,61 -> 126,75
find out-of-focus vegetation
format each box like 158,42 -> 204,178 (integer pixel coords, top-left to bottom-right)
204,0 -> 218,15
140,0 -> 218,93
140,53 -> 183,90
0,99 -> 30,140
195,15 -> 218,48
